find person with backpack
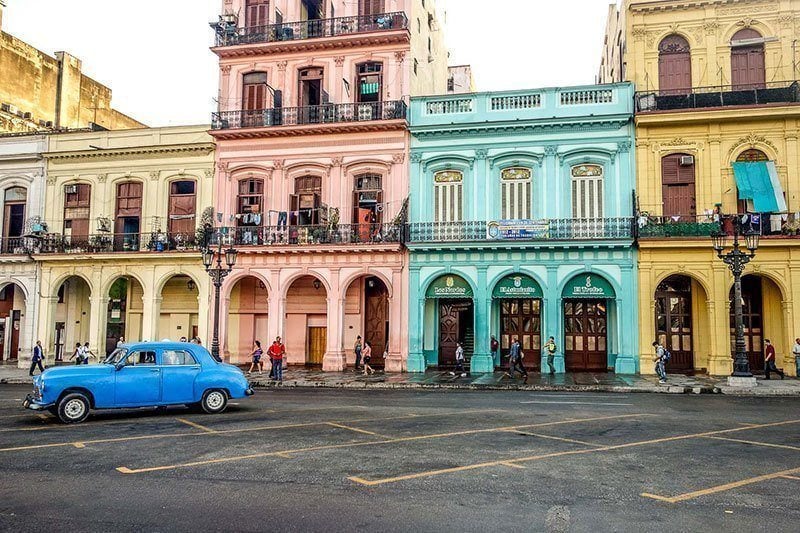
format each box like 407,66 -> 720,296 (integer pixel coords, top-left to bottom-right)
652,340 -> 668,384
29,340 -> 45,376
544,336 -> 557,375
506,337 -> 528,381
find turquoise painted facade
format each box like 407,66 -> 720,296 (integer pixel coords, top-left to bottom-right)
407,84 -> 639,375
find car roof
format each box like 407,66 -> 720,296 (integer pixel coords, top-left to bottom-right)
120,342 -> 206,352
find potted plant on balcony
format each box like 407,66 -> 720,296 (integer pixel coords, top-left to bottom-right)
195,207 -> 216,250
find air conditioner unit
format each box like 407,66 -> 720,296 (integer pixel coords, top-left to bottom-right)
22,112 -> 32,119
65,185 -> 78,194
0,103 -> 10,113
45,121 -> 54,128
679,155 -> 695,167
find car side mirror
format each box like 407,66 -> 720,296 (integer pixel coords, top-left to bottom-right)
115,362 -> 126,371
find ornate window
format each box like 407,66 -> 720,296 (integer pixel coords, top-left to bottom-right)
291,175 -> 322,225
63,183 -> 91,240
571,164 -> 604,219
237,178 -> 264,226
245,0 -> 269,28
353,174 -> 383,224
168,180 -> 197,235
357,63 -> 383,104
500,167 -> 532,220
731,29 -> 766,90
736,149 -> 769,163
658,34 -> 691,96
433,170 -> 463,223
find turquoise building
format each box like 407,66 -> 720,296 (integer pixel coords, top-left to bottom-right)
407,84 -> 638,374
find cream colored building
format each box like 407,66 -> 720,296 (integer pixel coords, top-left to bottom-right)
34,126 -> 215,362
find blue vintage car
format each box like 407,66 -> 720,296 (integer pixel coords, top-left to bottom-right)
23,341 -> 254,423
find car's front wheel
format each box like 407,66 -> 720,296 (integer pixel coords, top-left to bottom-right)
201,389 -> 228,414
57,392 -> 90,424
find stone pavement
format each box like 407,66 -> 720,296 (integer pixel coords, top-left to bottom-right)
2,363 -> 799,396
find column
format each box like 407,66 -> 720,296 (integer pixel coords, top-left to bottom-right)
87,295 -> 108,358
220,294 -> 232,358
384,269 -> 404,373
197,278 -> 210,350
407,268 -> 426,373
141,295 -> 162,343
614,265 -> 638,374
545,266 -> 565,373
781,300 -> 796,376
323,271 -> 345,372
37,296 -> 58,365
708,266 -> 733,375
470,267 -> 493,374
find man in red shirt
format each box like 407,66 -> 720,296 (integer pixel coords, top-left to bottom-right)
268,336 -> 286,382
764,339 -> 785,380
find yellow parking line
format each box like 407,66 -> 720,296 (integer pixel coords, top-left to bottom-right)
503,429 -> 602,447
176,418 -> 217,434
704,436 -> 800,452
781,475 -> 800,481
73,443 -> 85,449
347,418 -> 800,486
499,462 -> 526,469
641,466 -> 800,503
326,422 -> 385,437
115,413 -> 650,474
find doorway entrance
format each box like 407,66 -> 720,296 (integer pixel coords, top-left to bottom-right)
307,326 -> 326,365
500,299 -> 541,370
731,275 -> 764,373
655,275 -> 694,372
564,300 -> 608,372
438,300 -> 473,367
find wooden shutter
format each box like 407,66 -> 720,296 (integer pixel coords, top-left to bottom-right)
661,154 -> 696,218
116,182 -> 143,217
245,0 -> 269,28
658,35 -> 691,95
168,181 -> 197,235
360,0 -> 385,16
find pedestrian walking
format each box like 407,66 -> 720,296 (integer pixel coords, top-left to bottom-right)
362,341 -> 375,375
505,337 -> 528,380
82,342 -> 94,365
117,336 -> 125,349
490,335 -> 499,367
652,340 -> 667,384
793,337 -> 800,376
764,339 -> 785,380
268,336 -> 285,382
450,342 -> 466,377
354,335 -> 363,371
247,340 -> 264,375
29,340 -> 45,376
68,343 -> 83,365
544,336 -> 557,375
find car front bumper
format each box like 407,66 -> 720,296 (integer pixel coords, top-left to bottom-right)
23,394 -> 53,411
245,388 -> 255,396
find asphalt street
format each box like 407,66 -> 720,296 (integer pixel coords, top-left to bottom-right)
0,385 -> 798,532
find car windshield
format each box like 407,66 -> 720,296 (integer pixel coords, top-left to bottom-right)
104,348 -> 129,365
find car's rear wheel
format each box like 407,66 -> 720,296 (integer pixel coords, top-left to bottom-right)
57,393 -> 90,424
201,389 -> 228,414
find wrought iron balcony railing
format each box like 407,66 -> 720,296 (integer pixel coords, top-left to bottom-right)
0,237 -> 28,255
30,233 -> 200,254
407,219 -> 634,243
635,81 -> 800,113
214,12 -> 408,47
212,101 -> 407,130
210,224 -> 404,247
637,213 -> 800,239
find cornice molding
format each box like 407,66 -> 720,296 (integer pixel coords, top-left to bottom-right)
412,119 -> 630,140
43,143 -> 217,162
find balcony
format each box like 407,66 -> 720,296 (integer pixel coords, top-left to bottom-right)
212,12 -> 409,55
30,233 -> 201,255
211,101 -> 407,138
214,224 -> 404,248
0,237 -> 30,256
635,81 -> 800,113
407,219 -> 634,244
636,214 -> 800,239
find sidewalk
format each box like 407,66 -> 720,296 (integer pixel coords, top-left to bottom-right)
2,364 -> 799,396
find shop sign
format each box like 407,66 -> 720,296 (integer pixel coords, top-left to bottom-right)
426,275 -> 473,298
493,275 -> 542,299
562,274 -> 616,299
487,219 -> 549,240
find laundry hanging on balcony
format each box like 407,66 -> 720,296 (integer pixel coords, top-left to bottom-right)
732,161 -> 787,213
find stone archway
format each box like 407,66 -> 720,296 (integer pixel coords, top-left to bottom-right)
342,275 -> 390,367
157,275 -> 201,342
226,276 -> 269,364
285,275 -> 328,366
53,276 -> 91,362
0,282 -> 26,361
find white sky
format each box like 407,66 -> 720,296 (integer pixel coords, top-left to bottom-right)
3,0 -> 613,127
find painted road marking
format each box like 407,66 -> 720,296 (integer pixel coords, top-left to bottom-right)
704,436 -> 800,452
116,413 -> 649,474
0,408 -> 504,454
641,466 -> 800,503
503,429 -> 602,448
781,475 -> 800,481
347,418 -> 800,486
326,422 -> 386,438
499,462 -> 527,469
176,418 -> 217,434
520,401 -> 633,406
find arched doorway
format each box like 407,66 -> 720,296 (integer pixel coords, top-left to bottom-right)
344,275 -> 390,367
731,28 -> 765,90
562,273 -> 615,372
426,274 -> 474,367
655,275 -> 710,373
729,275 -> 785,374
492,274 -> 543,370
659,34 -> 692,95
227,276 -> 269,363
285,275 -> 327,366
105,277 -> 144,355
0,282 -> 25,361
661,153 -> 696,220
54,276 -> 91,361
157,275 -> 200,342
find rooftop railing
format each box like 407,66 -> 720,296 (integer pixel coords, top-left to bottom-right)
635,81 -> 800,113
214,12 -> 408,47
212,100 -> 406,130
407,219 -> 634,243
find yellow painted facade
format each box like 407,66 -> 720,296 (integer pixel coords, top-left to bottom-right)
35,126 -> 215,360
601,0 -> 800,376
0,1 -> 144,134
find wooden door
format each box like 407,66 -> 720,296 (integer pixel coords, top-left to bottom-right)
731,30 -> 765,90
364,280 -> 388,366
359,0 -> 385,16
9,310 -> 19,361
168,181 -> 196,235
731,276 -> 764,372
655,277 -> 694,372
307,326 -> 326,365
500,299 -> 541,370
564,300 -> 607,372
115,182 -> 142,248
2,203 -> 24,252
245,0 -> 269,28
661,154 -> 696,220
658,35 -> 691,95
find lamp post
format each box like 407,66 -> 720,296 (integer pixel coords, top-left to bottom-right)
202,229 -> 238,362
712,215 -> 760,379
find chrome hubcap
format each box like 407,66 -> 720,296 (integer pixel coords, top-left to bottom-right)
207,392 -> 224,410
65,399 -> 85,419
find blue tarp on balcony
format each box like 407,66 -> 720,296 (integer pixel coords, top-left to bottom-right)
732,161 -> 787,213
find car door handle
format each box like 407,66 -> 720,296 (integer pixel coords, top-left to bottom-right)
150,369 -> 161,373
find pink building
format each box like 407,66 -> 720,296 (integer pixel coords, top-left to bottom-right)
209,0 -> 447,371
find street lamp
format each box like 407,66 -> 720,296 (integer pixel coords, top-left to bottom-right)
202,229 -> 238,362
712,214 -> 760,379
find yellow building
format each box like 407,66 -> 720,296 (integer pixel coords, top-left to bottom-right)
0,1 -> 143,134
35,126 -> 215,361
601,0 -> 800,376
